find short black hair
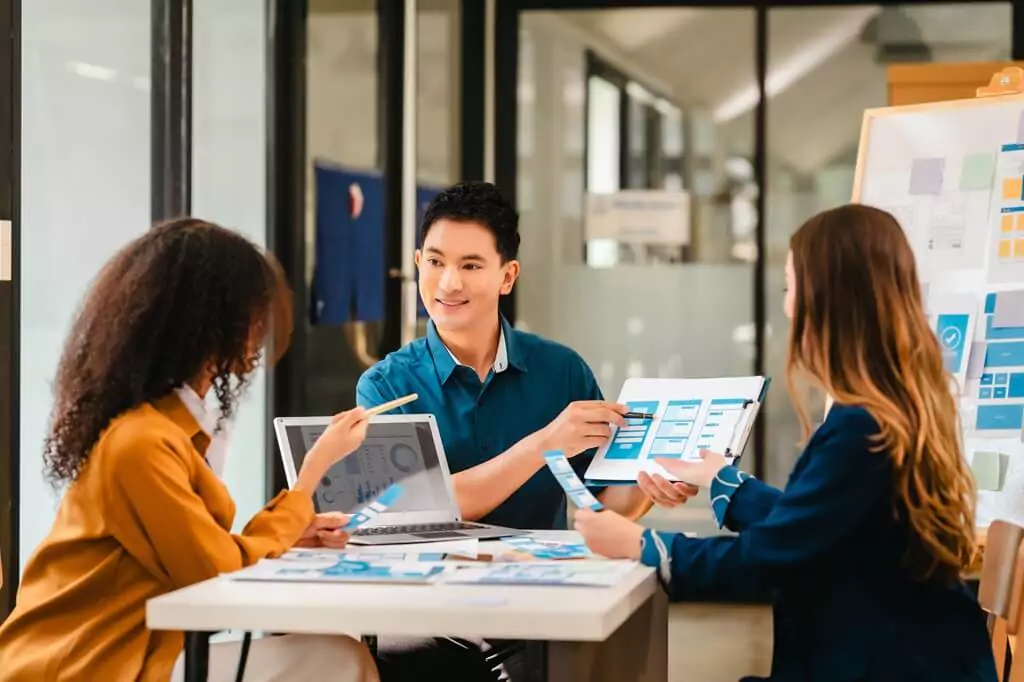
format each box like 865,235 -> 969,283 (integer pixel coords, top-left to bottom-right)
421,181 -> 520,262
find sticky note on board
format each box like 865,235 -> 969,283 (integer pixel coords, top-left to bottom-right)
993,290 -> 1024,328
971,450 -> 1009,492
966,341 -> 988,380
543,451 -> 604,511
344,483 -> 403,531
960,153 -> 997,191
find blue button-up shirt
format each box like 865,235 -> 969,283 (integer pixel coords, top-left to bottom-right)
356,316 -> 604,530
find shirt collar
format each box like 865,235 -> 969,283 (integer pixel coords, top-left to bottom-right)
152,391 -> 212,456
426,315 -> 526,384
174,384 -> 218,436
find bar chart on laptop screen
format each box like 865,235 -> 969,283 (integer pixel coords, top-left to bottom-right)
300,423 -> 433,512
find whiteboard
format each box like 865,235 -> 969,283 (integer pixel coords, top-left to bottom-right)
853,93 -> 1024,527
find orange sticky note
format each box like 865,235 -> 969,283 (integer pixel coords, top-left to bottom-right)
1014,240 -> 1024,258
1000,240 -> 1012,258
1016,215 -> 1024,232
1004,178 -> 1023,200
1003,215 -> 1015,232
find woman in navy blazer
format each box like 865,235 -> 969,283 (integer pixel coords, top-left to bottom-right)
576,204 -> 997,682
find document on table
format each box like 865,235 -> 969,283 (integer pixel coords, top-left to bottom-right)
443,561 -> 636,587
342,538 -> 481,559
584,376 -> 768,484
228,557 -> 447,584
497,536 -> 594,561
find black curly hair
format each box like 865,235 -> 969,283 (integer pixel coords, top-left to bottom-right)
43,218 -> 292,485
420,181 -> 520,262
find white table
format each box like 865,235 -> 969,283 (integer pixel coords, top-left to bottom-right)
146,536 -> 668,682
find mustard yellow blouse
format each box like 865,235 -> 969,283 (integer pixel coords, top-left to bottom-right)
0,394 -> 314,681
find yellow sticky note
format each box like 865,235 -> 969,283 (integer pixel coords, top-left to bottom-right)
1000,240 -> 1012,258
1013,239 -> 1024,257
1003,215 -> 1014,232
1004,177 -> 1023,200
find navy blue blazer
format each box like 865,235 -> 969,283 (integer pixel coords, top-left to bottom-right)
640,403 -> 997,682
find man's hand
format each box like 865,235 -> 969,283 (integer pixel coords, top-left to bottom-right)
538,401 -> 627,457
294,512 -> 352,549
636,471 -> 699,508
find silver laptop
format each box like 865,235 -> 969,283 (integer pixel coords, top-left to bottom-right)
273,414 -> 525,545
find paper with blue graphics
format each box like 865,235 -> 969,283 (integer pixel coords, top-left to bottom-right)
229,556 -> 446,584
927,292 -> 978,389
960,291 -> 1024,438
343,483 -> 403,531
584,376 -> 767,485
443,561 -> 635,588
543,452 -> 604,511
500,535 -> 593,560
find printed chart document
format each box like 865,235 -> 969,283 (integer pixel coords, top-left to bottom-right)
228,557 -> 447,584
443,561 -> 636,588
585,376 -> 768,484
498,536 -> 594,561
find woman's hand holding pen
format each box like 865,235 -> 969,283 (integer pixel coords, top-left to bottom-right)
295,407 -> 369,494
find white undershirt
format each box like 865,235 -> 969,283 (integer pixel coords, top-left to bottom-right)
173,384 -> 233,478
441,326 -> 510,374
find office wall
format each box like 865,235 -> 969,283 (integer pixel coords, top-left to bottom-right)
193,0 -> 267,527
517,11 -> 755,534
19,0 -> 151,569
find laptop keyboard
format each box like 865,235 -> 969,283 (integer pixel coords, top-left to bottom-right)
352,521 -> 484,537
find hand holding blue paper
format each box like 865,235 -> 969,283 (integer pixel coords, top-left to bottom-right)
543,451 -> 604,511
344,483 -> 404,531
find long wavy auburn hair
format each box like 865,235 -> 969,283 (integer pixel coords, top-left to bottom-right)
787,204 -> 976,582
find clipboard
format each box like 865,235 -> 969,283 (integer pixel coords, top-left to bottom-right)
584,376 -> 769,485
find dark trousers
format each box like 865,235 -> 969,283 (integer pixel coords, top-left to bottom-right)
375,637 -> 502,681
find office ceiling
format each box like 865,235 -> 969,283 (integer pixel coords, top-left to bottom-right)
561,4 -> 1012,175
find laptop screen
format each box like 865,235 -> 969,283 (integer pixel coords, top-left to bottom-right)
283,419 -> 453,515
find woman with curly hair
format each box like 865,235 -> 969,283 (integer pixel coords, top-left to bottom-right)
0,219 -> 378,681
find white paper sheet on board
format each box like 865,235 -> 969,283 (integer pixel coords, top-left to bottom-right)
988,144 -> 1024,284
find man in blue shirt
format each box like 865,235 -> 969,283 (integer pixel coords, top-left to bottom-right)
357,181 -> 696,531
359,181 -> 696,681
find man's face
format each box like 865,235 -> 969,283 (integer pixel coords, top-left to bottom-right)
415,219 -> 519,333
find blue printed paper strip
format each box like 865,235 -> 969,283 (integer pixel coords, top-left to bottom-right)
344,483 -> 403,531
543,451 -> 604,511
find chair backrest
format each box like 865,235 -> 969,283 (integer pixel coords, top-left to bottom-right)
978,520 -> 1024,681
980,521 -> 1024,623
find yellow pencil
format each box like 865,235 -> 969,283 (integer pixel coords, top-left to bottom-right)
365,393 -> 419,417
